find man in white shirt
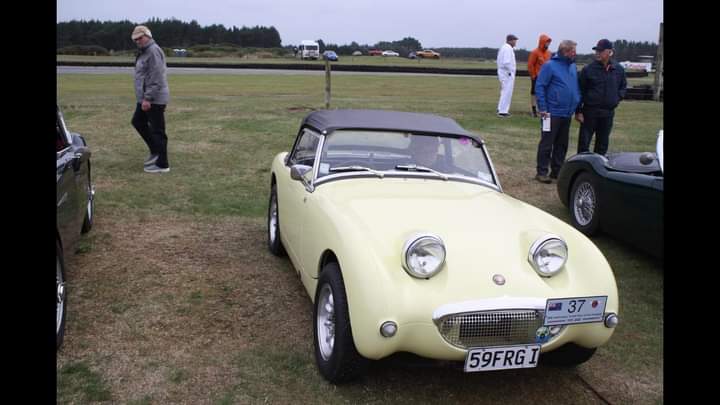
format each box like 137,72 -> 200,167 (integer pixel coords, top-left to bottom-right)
496,34 -> 518,117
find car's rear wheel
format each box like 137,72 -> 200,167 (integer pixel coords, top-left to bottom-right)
569,172 -> 600,235
81,169 -> 94,234
57,241 -> 67,350
542,343 -> 596,366
267,183 -> 285,256
314,262 -> 369,383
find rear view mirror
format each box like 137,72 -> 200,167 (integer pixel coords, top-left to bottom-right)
290,164 -> 313,181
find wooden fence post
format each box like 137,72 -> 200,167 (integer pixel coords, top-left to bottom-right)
325,59 -> 331,109
653,22 -> 663,101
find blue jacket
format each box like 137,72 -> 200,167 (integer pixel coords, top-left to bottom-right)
535,54 -> 581,118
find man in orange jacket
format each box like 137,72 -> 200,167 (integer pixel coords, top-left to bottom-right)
528,34 -> 552,117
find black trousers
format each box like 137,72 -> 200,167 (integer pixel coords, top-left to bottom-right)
536,116 -> 571,177
577,111 -> 614,155
132,103 -> 169,168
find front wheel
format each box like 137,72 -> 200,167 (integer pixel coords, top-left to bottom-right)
569,172 -> 601,235
267,184 -> 285,256
314,262 -> 369,383
81,169 -> 94,234
57,241 -> 67,350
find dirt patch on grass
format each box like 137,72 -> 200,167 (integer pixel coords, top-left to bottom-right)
59,212 -> 310,403
58,211 -> 661,404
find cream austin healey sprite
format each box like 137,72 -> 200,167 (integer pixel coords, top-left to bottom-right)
267,109 -> 619,383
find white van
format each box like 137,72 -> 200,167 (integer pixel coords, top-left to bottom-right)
298,40 -> 320,60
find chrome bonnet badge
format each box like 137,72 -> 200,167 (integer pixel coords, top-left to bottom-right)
492,274 -> 506,285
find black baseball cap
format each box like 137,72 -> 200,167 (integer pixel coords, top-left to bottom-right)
506,34 -> 518,41
592,39 -> 613,51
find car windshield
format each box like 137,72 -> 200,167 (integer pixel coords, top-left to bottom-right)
317,130 -> 496,184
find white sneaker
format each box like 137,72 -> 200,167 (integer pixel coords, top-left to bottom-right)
144,164 -> 170,173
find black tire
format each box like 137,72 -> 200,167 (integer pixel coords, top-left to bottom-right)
81,168 -> 94,234
313,262 -> 369,383
542,343 -> 596,366
57,240 -> 67,350
267,183 -> 286,256
569,172 -> 601,235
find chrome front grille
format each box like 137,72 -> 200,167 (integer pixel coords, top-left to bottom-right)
436,310 -> 544,348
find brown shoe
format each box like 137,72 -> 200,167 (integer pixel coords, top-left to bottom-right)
535,174 -> 551,184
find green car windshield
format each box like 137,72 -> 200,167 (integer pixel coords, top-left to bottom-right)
317,130 -> 495,184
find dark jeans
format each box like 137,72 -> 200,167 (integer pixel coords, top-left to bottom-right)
536,116 -> 571,177
132,103 -> 169,168
577,111 -> 614,155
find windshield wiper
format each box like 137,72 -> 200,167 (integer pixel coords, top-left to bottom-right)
329,165 -> 385,178
395,164 -> 448,180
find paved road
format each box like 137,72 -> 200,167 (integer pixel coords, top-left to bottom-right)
57,65 -> 488,78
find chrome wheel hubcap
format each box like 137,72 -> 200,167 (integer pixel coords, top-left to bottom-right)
317,284 -> 335,360
57,257 -> 65,334
573,182 -> 595,226
269,193 -> 278,243
86,185 -> 95,222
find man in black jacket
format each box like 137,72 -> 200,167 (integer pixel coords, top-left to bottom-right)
575,39 -> 627,155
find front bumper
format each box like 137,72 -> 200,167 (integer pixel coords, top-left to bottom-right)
353,296 -> 617,361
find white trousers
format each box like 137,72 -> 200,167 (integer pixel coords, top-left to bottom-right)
497,74 -> 515,114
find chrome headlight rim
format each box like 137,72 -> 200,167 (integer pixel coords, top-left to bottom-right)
402,233 -> 446,279
528,234 -> 568,277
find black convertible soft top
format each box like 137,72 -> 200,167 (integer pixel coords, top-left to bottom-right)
301,109 -> 483,142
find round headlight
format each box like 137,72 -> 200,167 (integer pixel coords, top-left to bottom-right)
402,234 -> 446,279
528,235 -> 567,277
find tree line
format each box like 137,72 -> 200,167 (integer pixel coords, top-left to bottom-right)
57,18 -> 282,51
57,19 -> 657,63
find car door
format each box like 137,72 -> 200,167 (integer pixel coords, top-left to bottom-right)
56,112 -> 81,252
603,172 -> 663,255
282,129 -> 322,271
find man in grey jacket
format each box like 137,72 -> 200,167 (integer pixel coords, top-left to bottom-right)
131,25 -> 171,173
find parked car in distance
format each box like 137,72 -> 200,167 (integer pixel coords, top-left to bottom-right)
56,105 -> 95,349
416,49 -> 441,59
381,50 -> 399,57
352,50 -> 363,56
323,50 -> 339,61
268,109 -> 620,383
556,130 -> 663,259
368,49 -> 383,56
407,52 -> 417,59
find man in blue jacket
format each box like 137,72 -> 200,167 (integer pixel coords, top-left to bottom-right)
576,39 -> 627,155
534,40 -> 581,184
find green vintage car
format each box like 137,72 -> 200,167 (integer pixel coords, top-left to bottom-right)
556,131 -> 663,259
268,109 -> 619,382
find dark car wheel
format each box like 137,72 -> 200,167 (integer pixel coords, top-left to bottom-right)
81,169 -> 94,234
569,173 -> 600,235
314,262 -> 369,383
57,241 -> 67,350
542,343 -> 596,366
267,183 -> 286,256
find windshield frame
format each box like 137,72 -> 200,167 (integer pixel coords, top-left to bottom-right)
302,128 -> 503,193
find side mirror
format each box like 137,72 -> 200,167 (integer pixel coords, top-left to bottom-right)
639,152 -> 656,165
290,164 -> 313,181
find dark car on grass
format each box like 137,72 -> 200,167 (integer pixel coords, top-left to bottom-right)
556,131 -> 663,259
56,105 -> 95,349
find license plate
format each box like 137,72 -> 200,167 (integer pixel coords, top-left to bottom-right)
544,296 -> 608,326
464,344 -> 541,372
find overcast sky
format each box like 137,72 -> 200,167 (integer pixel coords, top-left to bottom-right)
57,0 -> 663,53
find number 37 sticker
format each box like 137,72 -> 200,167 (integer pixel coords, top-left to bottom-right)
544,296 -> 608,326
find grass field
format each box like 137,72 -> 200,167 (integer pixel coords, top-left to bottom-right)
57,71 -> 663,404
